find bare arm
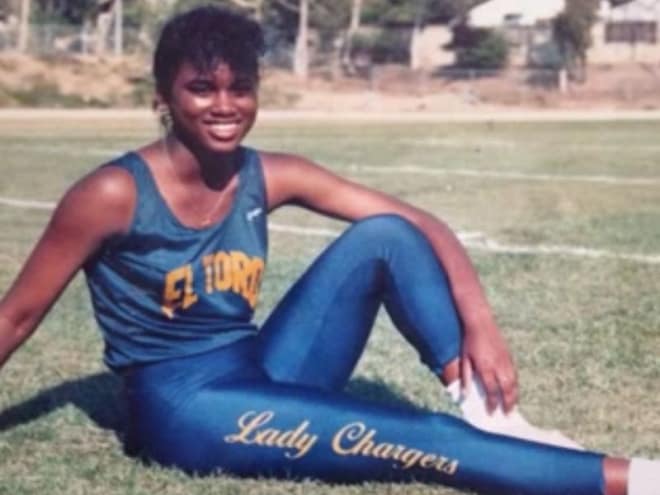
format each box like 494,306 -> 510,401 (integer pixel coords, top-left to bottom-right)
262,152 -> 517,412
0,167 -> 135,369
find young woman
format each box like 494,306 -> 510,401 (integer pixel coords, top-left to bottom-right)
0,6 -> 657,495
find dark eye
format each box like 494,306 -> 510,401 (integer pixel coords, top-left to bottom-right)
231,80 -> 256,96
187,81 -> 214,94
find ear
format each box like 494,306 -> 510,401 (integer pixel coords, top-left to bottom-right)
153,93 -> 172,129
153,92 -> 167,112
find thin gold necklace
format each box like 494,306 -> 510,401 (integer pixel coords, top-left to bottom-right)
161,136 -> 228,227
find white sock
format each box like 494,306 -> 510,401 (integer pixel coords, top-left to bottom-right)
628,458 -> 660,495
446,377 -> 584,450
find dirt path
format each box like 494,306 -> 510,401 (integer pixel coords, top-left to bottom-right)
2,108 -> 660,122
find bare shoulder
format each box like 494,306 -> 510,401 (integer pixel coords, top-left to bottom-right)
258,150 -> 338,182
257,151 -> 324,209
73,164 -> 135,202
257,150 -> 353,211
54,163 -> 136,237
258,150 -> 315,171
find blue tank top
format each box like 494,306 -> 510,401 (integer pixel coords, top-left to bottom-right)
83,147 -> 268,371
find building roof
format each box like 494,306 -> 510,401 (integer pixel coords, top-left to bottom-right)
603,0 -> 660,22
468,0 -> 566,27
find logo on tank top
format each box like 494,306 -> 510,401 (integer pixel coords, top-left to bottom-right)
161,250 -> 264,318
246,207 -> 263,222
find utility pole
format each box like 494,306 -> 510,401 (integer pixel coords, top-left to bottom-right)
114,0 -> 123,56
342,0 -> 363,74
293,0 -> 309,79
17,0 -> 31,52
410,0 -> 429,70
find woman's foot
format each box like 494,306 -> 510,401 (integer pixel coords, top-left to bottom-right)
446,377 -> 584,450
627,458 -> 660,495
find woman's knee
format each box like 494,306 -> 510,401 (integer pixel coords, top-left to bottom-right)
346,214 -> 426,251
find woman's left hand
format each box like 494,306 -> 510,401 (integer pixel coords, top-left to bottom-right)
460,319 -> 519,414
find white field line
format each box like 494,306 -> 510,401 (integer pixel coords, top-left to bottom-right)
0,197 -> 56,210
9,138 -> 660,153
270,223 -> 660,264
1,144 -> 122,157
8,140 -> 660,163
4,143 -> 660,187
256,135 -> 660,152
389,139 -> 660,151
2,195 -> 660,265
269,222 -> 484,243
257,109 -> 660,123
346,164 -> 660,186
464,239 -> 660,264
6,108 -> 660,123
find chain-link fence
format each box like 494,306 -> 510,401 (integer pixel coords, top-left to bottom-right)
3,23 -> 660,109
0,23 -> 149,56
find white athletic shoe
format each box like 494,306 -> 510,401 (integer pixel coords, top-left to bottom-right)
629,459 -> 660,495
477,409 -> 585,451
447,378 -> 585,450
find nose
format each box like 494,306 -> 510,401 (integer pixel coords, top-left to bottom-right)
210,90 -> 236,115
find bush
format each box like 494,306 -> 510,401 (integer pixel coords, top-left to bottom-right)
453,25 -> 509,70
5,77 -> 108,108
552,0 -> 599,81
351,29 -> 410,65
130,76 -> 155,107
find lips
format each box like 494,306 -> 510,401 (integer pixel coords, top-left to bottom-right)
206,121 -> 241,140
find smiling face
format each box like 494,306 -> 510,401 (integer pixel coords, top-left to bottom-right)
165,61 -> 259,154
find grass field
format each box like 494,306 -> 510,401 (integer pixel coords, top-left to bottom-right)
0,112 -> 659,495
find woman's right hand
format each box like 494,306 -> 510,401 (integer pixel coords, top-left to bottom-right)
0,166 -> 135,369
460,317 -> 519,413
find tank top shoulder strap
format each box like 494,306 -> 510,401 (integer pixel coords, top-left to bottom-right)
237,147 -> 268,212
101,151 -> 163,235
100,148 -> 267,235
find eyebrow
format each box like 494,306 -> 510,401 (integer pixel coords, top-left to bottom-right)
232,76 -> 257,85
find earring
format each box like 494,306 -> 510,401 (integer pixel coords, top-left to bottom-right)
154,99 -> 172,130
159,106 -> 172,130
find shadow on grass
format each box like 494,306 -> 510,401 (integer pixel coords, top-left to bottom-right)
0,372 -> 126,437
0,373 -> 423,443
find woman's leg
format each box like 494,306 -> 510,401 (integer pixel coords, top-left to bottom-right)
128,359 -> 609,495
258,214 -> 586,450
258,214 -> 462,389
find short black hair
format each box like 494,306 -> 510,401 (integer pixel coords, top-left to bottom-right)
153,5 -> 265,99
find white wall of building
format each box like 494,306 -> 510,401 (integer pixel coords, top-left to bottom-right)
469,0 -> 566,28
590,0 -> 660,64
413,25 -> 454,69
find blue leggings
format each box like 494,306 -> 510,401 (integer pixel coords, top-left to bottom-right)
124,215 -> 605,494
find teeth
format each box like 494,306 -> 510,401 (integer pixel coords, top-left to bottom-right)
210,123 -> 239,137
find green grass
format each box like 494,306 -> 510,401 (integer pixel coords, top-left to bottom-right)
0,113 -> 659,494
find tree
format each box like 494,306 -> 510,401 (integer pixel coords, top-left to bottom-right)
229,0 -> 266,21
349,0 -> 362,34
113,0 -> 121,56
445,0 -> 489,19
266,0 -> 308,78
17,0 -> 30,52
89,0 -> 116,55
34,0 -> 103,25
292,0 -> 308,78
409,0 -> 425,69
452,23 -> 508,69
29,0 -> 121,55
341,0 -> 362,74
267,0 -> 350,79
361,0 -> 485,26
552,0 -> 600,81
357,0 -> 487,69
172,0 -> 266,20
